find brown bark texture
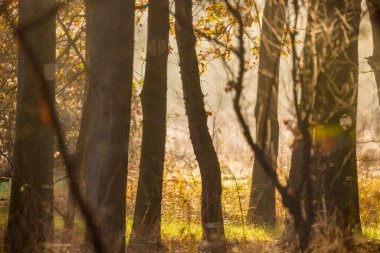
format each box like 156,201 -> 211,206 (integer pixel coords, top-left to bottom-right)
248,0 -> 288,227
6,0 -> 56,252
129,0 -> 169,250
85,0 -> 135,252
175,0 -> 226,251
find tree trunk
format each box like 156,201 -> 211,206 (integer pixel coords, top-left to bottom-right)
85,0 -> 135,252
367,0 -> 380,104
286,4 -> 316,246
129,0 -> 169,251
5,0 -> 56,252
306,0 -> 361,233
64,88 -> 91,241
247,0 -> 287,226
175,0 -> 226,251
64,2 -> 92,238
286,1 -> 361,248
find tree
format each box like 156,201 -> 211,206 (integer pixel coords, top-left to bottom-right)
367,0 -> 380,104
175,0 -> 226,251
63,2 -> 90,238
5,0 -> 56,251
247,0 -> 288,226
224,0 -> 362,249
85,0 -> 135,252
287,0 -> 362,241
129,0 -> 169,250
64,87 -> 91,241
303,0 -> 361,233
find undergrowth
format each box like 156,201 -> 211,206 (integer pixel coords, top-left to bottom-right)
0,154 -> 378,251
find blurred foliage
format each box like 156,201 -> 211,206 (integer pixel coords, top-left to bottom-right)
0,0 -> 144,169
192,0 -> 261,73
0,1 -> 17,172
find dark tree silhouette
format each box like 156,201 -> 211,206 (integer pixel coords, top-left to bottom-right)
5,0 -> 56,251
175,0 -> 226,251
367,0 -> 380,103
85,0 -> 135,252
129,0 -> 169,251
247,0 -> 288,227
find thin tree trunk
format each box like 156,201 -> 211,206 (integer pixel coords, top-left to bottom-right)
5,0 -> 56,252
63,88 -> 91,241
175,0 -> 226,251
129,0 -> 169,251
367,0 -> 380,104
287,4 -> 316,246
64,2 -> 91,237
85,0 -> 135,252
247,0 -> 287,226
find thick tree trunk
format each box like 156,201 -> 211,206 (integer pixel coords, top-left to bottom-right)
85,0 -> 135,252
306,0 -> 361,233
247,0 -> 287,226
367,0 -> 380,104
286,1 -> 361,248
129,0 -> 169,251
175,0 -> 226,251
5,0 -> 56,252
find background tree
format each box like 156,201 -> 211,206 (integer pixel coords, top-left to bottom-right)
367,0 -> 380,104
175,0 -> 226,251
225,1 -> 360,251
247,0 -> 288,226
62,0 -> 89,240
129,0 -> 170,250
85,0 -> 135,252
64,88 -> 90,241
5,0 -> 56,251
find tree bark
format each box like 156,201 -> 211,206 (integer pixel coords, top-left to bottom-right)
85,0 -> 135,252
129,0 -> 169,251
5,0 -> 56,252
306,0 -> 361,233
367,0 -> 380,104
286,1 -> 361,248
175,0 -> 226,251
247,0 -> 287,227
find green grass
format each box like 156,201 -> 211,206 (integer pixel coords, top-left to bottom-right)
159,221 -> 277,242
0,172 -> 378,249
362,225 -> 380,241
54,213 -> 380,243
124,215 -> 278,243
0,183 -> 10,199
54,214 -> 65,230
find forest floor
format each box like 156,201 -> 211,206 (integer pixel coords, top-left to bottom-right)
0,168 -> 378,252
